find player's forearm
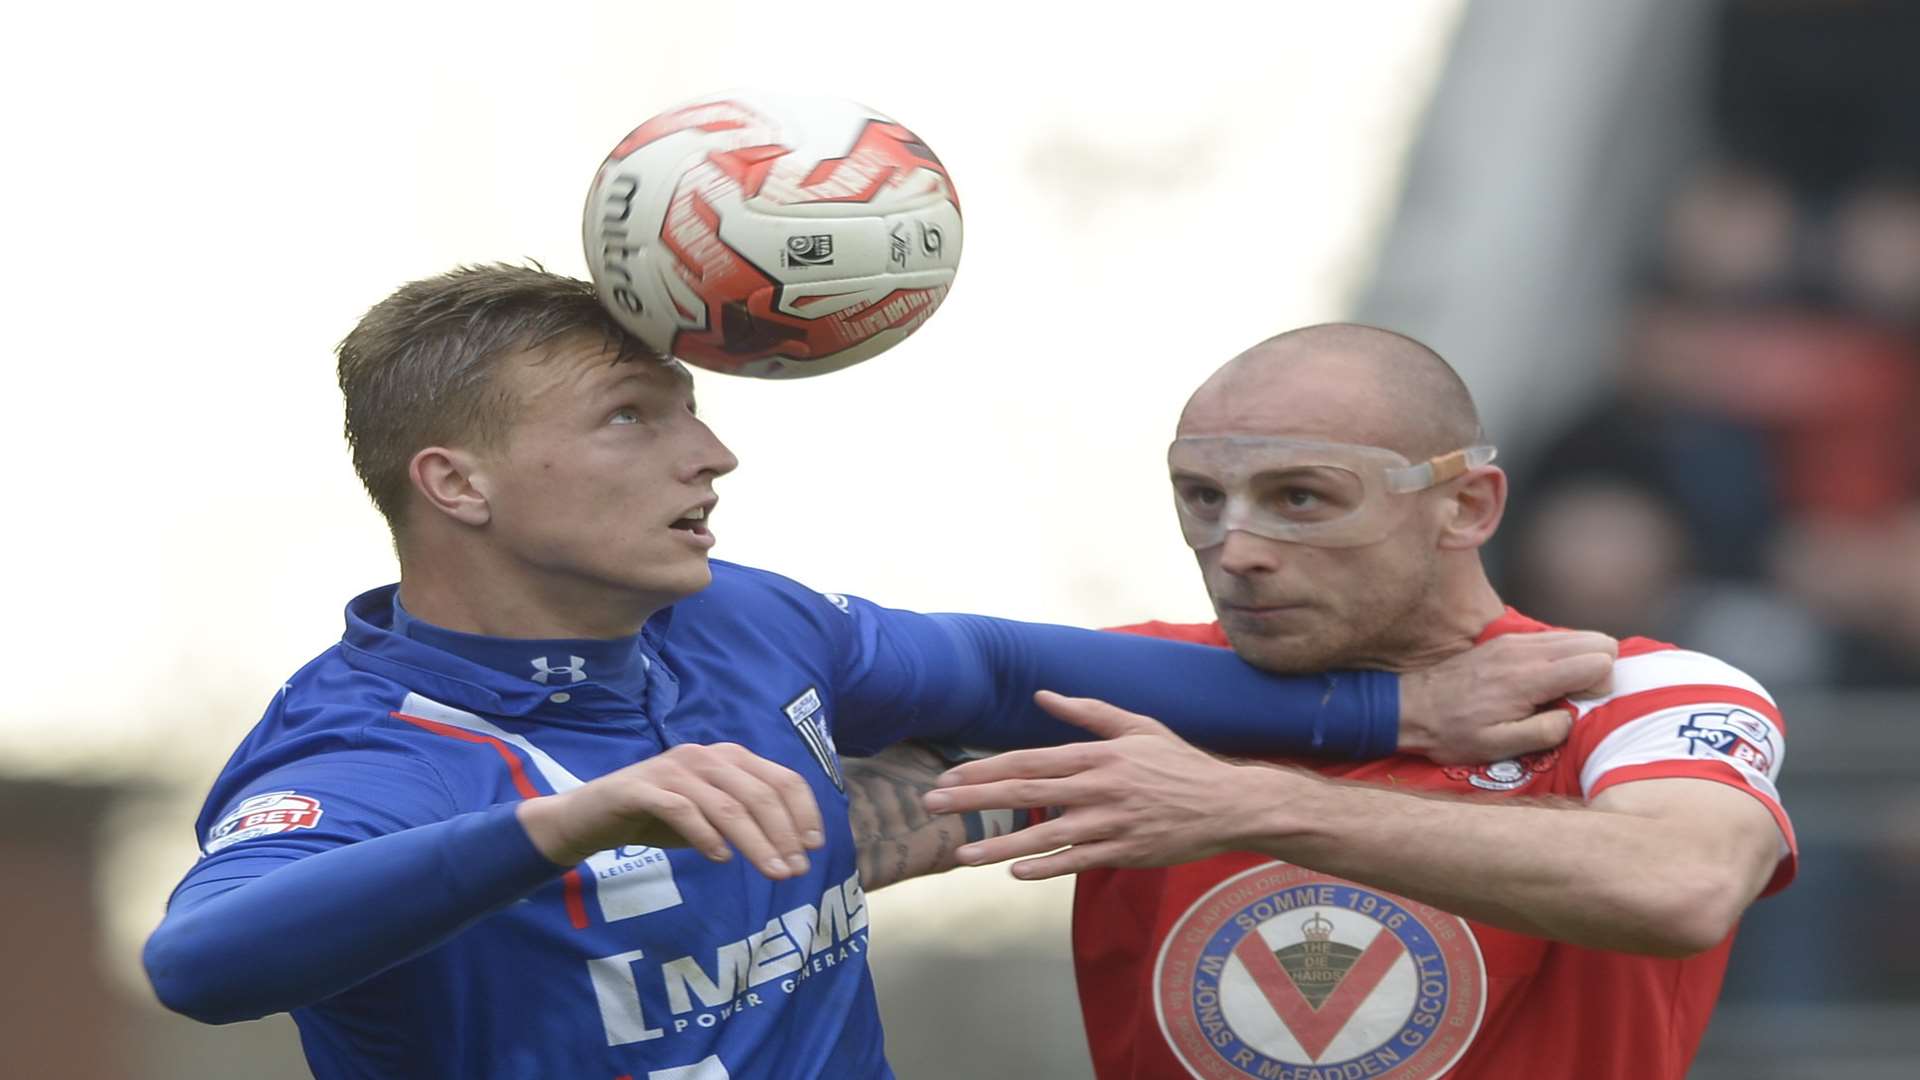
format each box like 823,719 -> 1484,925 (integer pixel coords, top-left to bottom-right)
921,614 -> 1399,758
144,803 -> 564,1023
845,744 -> 968,889
1234,769 -> 1748,956
846,743 -> 1059,889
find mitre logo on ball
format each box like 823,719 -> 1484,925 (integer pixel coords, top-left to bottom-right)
583,90 -> 964,379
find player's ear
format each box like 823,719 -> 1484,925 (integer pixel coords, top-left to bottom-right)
1437,466 -> 1506,551
409,446 -> 493,527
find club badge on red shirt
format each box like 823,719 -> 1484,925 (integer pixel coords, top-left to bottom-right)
1154,862 -> 1486,1079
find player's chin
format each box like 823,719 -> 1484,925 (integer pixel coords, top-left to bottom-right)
660,554 -> 715,596
622,545 -> 714,601
1216,602 -> 1317,638
1219,618 -> 1338,674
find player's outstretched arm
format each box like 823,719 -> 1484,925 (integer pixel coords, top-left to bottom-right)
836,626 -> 1614,890
840,603 -> 1613,764
926,693 -> 1784,957
147,743 -> 823,1024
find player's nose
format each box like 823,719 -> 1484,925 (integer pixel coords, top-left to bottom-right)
1216,529 -> 1288,577
687,416 -> 740,480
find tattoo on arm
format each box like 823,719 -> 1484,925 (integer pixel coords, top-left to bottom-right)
843,743 -> 970,891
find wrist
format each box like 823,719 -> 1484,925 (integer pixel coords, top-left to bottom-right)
1229,764 -> 1321,857
1395,670 -> 1434,757
516,794 -> 592,867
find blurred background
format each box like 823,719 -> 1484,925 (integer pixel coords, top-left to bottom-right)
2,0 -> 1915,1076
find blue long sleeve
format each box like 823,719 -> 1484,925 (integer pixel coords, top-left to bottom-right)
144,802 -> 562,1024
829,607 -> 1399,758
939,615 -> 1397,757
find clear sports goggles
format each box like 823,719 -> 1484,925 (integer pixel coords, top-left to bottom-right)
1169,436 -> 1498,549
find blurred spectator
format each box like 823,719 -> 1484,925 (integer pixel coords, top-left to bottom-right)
1506,155 -> 1920,688
1511,481 -> 1690,638
1505,0 -> 1920,687
1504,6 -> 1920,1023
1831,180 -> 1920,326
1774,511 -> 1920,674
1658,164 -> 1798,301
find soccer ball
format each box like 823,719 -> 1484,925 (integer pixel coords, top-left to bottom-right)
583,91 -> 963,378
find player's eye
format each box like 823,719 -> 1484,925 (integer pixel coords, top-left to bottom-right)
1270,486 -> 1343,520
1178,483 -> 1226,513
608,407 -> 641,426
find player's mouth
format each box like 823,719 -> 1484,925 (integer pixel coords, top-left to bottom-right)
668,499 -> 718,550
1216,600 -> 1310,624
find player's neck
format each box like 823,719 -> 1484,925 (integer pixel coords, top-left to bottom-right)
396,543 -> 663,641
1361,567 -> 1508,673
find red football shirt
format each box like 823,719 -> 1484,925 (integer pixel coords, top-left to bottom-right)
1072,610 -> 1796,1080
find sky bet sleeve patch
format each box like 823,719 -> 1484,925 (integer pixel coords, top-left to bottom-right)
203,791 -> 325,855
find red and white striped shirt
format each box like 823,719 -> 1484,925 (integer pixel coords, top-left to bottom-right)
1073,608 -> 1795,1080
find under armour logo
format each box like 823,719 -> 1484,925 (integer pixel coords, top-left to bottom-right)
530,655 -> 587,684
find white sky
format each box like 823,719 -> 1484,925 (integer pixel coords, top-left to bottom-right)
1,0 -> 1464,982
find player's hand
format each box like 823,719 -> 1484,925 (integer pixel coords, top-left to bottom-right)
516,743 -> 826,880
921,690 -> 1254,880
1398,630 -> 1617,765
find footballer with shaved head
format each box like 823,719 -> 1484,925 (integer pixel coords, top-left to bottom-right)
859,324 -> 1793,1079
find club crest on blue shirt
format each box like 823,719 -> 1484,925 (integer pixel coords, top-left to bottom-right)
784,686 -> 844,791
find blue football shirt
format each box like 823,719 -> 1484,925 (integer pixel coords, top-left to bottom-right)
148,561 -> 1397,1078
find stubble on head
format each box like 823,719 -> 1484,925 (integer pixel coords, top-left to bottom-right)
1177,324 -> 1488,673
